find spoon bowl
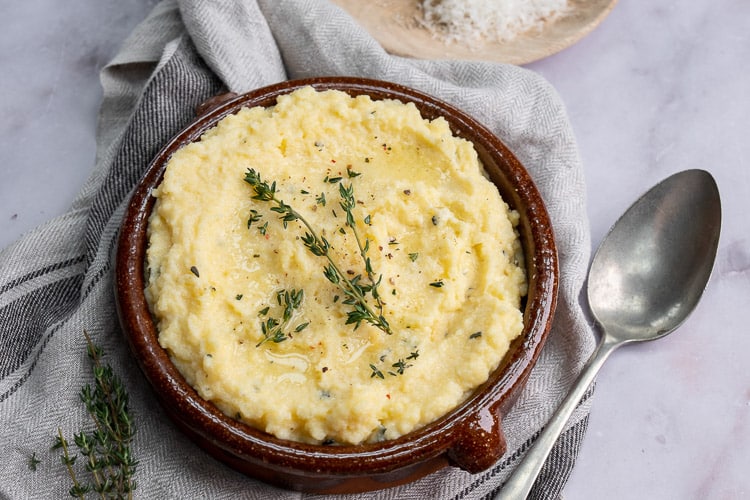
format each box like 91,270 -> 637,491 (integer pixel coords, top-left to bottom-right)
497,169 -> 721,499
588,169 -> 721,342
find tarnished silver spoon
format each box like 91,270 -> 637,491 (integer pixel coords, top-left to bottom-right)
496,169 -> 721,499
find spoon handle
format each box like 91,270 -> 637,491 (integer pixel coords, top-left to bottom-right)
494,335 -> 620,500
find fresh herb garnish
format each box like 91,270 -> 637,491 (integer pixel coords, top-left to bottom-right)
256,288 -> 307,347
28,452 -> 41,472
53,331 -> 137,499
390,359 -> 410,375
429,280 -> 444,288
244,168 -> 392,336
247,209 -> 262,228
469,331 -> 482,339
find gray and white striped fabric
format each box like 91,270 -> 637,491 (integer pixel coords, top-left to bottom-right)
0,1 -> 595,498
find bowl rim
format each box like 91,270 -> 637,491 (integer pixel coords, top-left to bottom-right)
114,76 -> 558,477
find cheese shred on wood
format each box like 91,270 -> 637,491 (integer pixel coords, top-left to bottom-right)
420,0 -> 569,43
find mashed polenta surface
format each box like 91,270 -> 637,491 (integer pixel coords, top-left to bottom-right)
145,86 -> 527,445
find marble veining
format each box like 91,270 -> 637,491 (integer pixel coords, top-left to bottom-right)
1,0 -> 748,498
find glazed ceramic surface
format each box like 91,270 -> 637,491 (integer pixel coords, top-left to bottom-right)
114,77 -> 558,493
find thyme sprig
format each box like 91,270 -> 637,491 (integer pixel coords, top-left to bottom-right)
337,182 -> 387,323
53,331 -> 137,499
256,288 -> 309,347
243,168 -> 392,335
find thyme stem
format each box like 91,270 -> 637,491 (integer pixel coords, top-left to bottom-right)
338,182 -> 386,319
56,429 -> 87,499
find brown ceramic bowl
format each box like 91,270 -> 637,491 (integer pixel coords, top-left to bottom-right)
114,77 -> 558,494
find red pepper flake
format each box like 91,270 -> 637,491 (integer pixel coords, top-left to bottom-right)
386,394 -> 391,399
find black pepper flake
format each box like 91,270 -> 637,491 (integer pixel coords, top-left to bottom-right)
190,266 -> 200,277
322,367 -> 328,373
431,215 -> 439,226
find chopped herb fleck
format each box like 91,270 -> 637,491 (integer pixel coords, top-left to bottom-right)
469,331 -> 483,339
408,252 -> 419,262
28,452 -> 41,471
236,294 -> 243,300
370,364 -> 385,379
429,280 -> 444,288
190,266 -> 200,277
247,209 -> 262,228
391,359 -> 411,375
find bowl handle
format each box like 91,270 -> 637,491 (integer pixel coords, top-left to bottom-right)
447,405 -> 507,473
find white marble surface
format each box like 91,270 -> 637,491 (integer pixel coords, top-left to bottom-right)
1,0 -> 748,498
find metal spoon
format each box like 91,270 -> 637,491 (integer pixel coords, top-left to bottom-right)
496,169 -> 721,499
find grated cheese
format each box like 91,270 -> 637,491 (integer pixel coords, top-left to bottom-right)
420,0 -> 569,43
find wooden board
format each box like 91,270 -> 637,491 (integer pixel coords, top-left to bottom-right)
331,0 -> 618,65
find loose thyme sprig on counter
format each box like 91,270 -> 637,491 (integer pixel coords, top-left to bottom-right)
53,331 -> 137,499
244,168 -> 392,336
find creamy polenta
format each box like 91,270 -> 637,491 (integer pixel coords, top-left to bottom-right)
145,86 -> 527,445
